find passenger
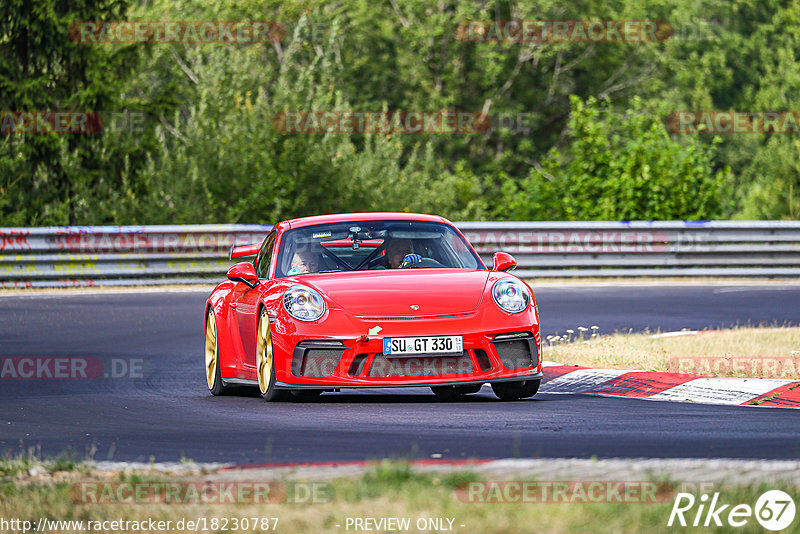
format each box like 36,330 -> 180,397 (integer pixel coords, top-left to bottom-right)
287,249 -> 320,275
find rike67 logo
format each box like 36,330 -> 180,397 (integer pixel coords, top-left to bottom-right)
668,490 -> 796,531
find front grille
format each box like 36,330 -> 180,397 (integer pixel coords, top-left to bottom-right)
292,346 -> 345,377
368,352 -> 475,377
493,338 -> 537,369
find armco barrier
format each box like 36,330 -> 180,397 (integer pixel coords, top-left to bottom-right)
0,225 -> 272,288
458,221 -> 800,278
1,221 -> 799,287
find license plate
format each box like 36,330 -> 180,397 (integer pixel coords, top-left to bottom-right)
383,335 -> 463,356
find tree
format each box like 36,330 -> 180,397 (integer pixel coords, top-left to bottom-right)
0,0 -> 145,225
499,96 -> 731,220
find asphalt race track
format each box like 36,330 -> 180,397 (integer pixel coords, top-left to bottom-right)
2,283 -> 800,464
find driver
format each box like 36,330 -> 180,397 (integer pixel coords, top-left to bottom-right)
287,249 -> 320,275
386,238 -> 422,269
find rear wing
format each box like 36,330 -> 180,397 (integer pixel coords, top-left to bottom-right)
228,243 -> 261,261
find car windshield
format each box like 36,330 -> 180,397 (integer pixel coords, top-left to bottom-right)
276,220 -> 484,276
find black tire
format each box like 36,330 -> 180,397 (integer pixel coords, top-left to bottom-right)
205,309 -> 233,396
431,384 -> 483,400
491,379 -> 540,401
256,309 -> 285,401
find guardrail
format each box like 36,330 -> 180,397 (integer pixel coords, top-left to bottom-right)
459,221 -> 800,279
0,225 -> 272,288
1,221 -> 799,287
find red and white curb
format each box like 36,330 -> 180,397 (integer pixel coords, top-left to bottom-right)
541,362 -> 800,408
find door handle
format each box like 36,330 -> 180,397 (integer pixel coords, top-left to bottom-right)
231,303 -> 238,309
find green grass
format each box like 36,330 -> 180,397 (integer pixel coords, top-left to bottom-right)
1,457 -> 798,533
0,448 -> 88,477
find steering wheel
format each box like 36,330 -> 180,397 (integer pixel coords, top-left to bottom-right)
399,257 -> 443,269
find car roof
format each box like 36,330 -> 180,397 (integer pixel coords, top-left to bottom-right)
285,212 -> 448,229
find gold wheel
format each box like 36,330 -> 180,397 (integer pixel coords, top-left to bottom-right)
205,310 -> 220,390
256,310 -> 273,395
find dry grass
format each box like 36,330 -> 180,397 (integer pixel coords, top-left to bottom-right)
543,327 -> 800,378
1,460 -> 797,534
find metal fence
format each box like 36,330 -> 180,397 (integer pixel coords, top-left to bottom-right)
1,221 -> 799,287
459,221 -> 800,278
0,225 -> 271,288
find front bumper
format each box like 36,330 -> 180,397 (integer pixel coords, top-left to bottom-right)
270,307 -> 542,388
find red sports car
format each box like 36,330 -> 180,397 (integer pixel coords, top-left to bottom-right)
204,212 -> 542,401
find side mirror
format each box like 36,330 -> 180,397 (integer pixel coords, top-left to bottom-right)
227,262 -> 259,288
492,252 -> 517,272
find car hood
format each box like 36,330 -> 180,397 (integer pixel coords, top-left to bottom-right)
300,269 -> 491,317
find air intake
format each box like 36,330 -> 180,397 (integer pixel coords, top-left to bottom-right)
292,341 -> 345,377
492,332 -> 538,369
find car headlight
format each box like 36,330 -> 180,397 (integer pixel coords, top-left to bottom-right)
492,278 -> 530,313
283,286 -> 326,322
